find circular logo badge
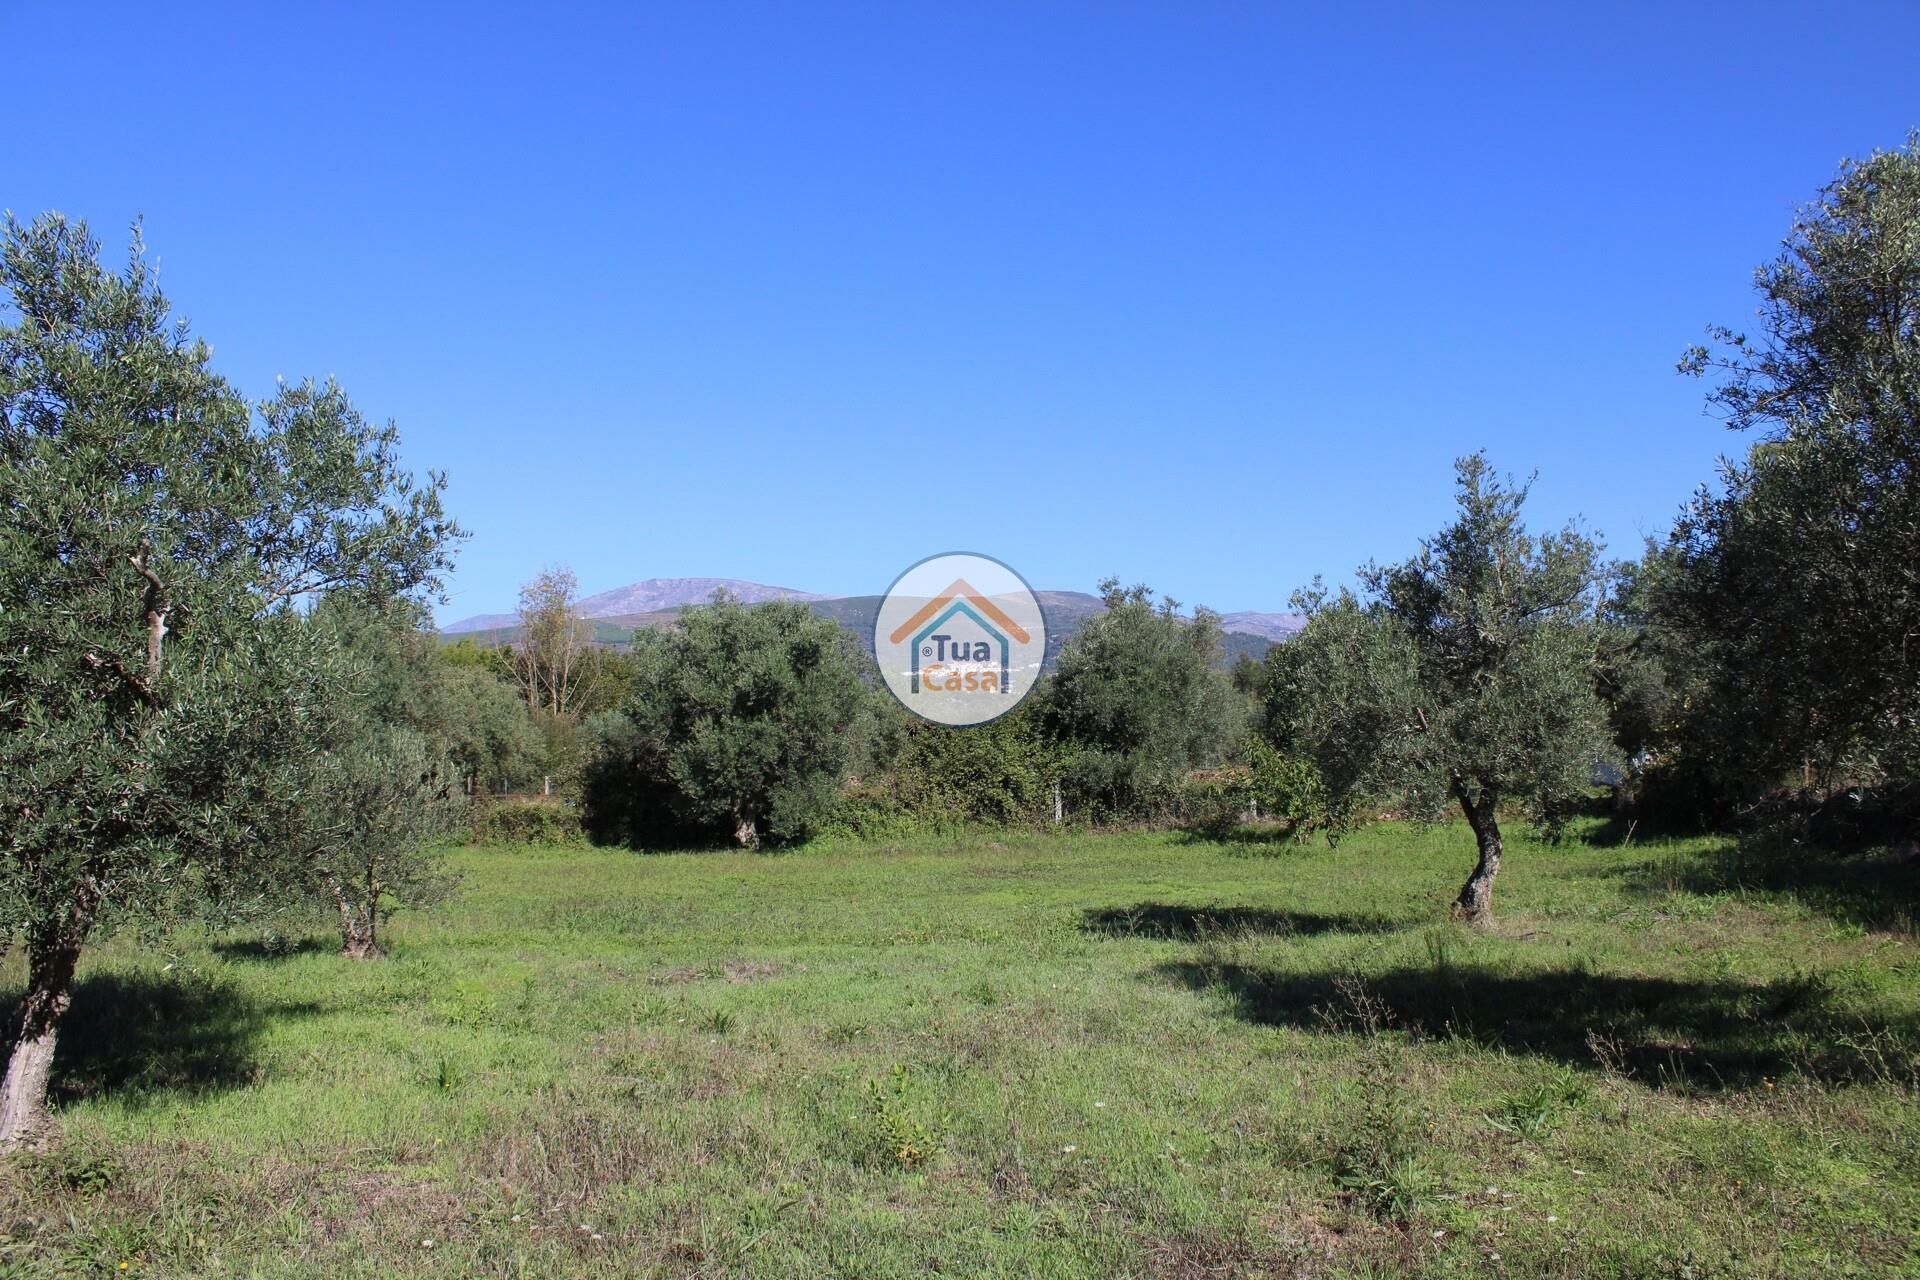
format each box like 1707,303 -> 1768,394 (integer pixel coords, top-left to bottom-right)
874,552 -> 1048,726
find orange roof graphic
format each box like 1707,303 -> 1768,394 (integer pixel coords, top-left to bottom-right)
887,578 -> 1032,646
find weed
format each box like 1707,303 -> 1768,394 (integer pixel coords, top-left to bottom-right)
1487,1068 -> 1591,1137
863,1064 -> 948,1169
1320,977 -> 1435,1221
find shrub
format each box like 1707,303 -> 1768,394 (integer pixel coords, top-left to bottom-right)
470,795 -> 583,846
1244,737 -> 1329,833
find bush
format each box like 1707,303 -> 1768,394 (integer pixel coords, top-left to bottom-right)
891,705 -> 1064,826
1244,737 -> 1329,832
470,795 -> 583,846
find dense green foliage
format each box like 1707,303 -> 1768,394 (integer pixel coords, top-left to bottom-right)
582,597 -> 877,847
833,701 -> 1064,836
1649,135 -> 1920,823
1045,579 -> 1239,818
278,603 -> 477,956
468,795 -> 585,846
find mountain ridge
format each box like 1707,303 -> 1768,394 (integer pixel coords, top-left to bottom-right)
439,577 -> 1305,647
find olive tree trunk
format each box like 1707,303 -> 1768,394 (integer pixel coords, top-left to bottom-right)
1452,781 -> 1502,926
0,917 -> 89,1151
325,872 -> 382,959
732,807 -> 760,850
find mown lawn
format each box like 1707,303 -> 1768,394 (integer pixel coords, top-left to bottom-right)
2,822 -> 1917,1278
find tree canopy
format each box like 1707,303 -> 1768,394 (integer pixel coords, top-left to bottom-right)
584,596 -> 875,848
0,213 -> 457,1145
1045,579 -> 1237,817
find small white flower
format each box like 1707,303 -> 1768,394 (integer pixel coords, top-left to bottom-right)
1061,1144 -> 1077,1153
1094,1101 -> 1106,1109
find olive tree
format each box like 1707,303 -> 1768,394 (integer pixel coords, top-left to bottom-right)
1267,456 -> 1612,924
1045,579 -> 1237,817
586,595 -> 872,848
291,602 -> 472,956
0,214 -> 455,1147
300,725 -> 464,958
1663,136 -> 1920,803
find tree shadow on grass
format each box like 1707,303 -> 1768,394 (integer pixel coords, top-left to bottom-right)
1083,903 -> 1406,940
1156,957 -> 1919,1091
1616,839 -> 1920,935
37,970 -> 324,1107
210,934 -> 337,961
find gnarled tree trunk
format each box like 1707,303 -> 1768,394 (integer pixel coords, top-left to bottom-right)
732,805 -> 760,850
324,872 -> 382,959
0,917 -> 88,1151
1452,780 -> 1502,927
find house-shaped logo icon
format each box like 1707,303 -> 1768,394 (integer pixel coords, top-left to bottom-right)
887,578 -> 1032,694
873,553 -> 1047,727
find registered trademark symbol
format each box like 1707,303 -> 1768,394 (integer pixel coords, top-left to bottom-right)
922,645 -> 933,657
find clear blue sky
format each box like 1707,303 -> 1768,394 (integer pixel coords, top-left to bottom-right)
7,2 -> 1916,621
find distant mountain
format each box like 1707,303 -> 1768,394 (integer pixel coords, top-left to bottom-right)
801,590 -> 1110,671
575,577 -> 830,616
439,578 -> 1295,667
1217,611 -> 1306,642
440,611 -> 521,635
440,578 -> 827,634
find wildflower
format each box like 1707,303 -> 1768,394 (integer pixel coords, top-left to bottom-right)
1061,1145 -> 1077,1153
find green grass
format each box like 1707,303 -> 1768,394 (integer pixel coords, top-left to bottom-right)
3,821 -> 1918,1277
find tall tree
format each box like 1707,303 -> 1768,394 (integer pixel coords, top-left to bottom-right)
509,566 -> 600,719
1664,136 -> 1920,802
1268,456 -> 1612,923
0,214 -> 456,1147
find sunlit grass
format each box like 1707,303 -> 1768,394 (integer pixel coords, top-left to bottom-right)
2,819 -> 1916,1277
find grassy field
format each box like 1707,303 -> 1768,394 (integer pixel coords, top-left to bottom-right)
2,821 -> 1917,1278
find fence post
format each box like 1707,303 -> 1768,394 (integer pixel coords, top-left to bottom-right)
1052,782 -> 1063,825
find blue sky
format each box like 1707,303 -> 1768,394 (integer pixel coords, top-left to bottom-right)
6,2 -> 1917,620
